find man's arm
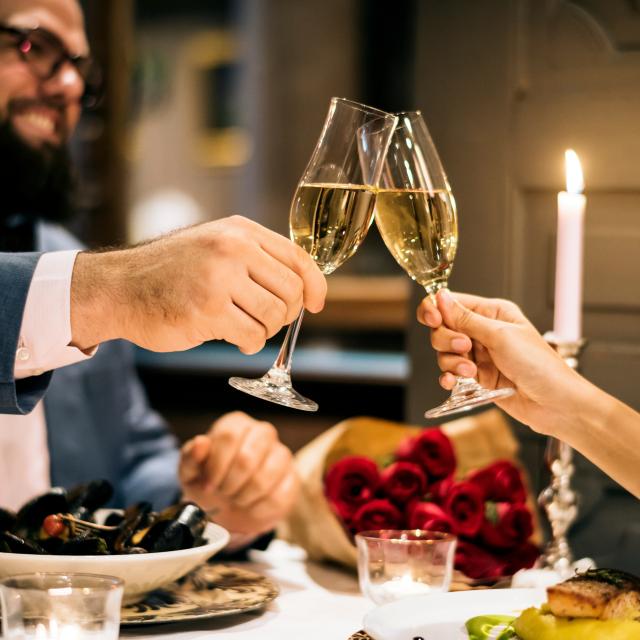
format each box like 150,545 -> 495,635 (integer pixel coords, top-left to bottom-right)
0,252 -> 52,414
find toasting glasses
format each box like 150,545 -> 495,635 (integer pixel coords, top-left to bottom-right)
374,111 -> 514,418
229,98 -> 398,411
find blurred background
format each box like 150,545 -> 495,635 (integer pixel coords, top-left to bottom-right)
73,0 -> 640,566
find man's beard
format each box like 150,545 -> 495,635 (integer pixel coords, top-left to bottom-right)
0,117 -> 76,225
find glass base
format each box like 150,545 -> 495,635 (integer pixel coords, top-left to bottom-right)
424,378 -> 514,419
228,368 -> 318,412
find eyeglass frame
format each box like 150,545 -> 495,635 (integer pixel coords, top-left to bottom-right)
0,23 -> 102,108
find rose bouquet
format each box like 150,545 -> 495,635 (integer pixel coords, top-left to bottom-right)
281,411 -> 540,584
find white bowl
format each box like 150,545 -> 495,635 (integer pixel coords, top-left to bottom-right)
0,511 -> 230,603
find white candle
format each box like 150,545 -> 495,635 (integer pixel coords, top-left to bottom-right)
553,149 -> 586,342
370,575 -> 433,603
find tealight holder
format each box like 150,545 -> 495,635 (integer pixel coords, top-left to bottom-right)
0,573 -> 123,640
355,530 -> 457,605
537,332 -> 586,577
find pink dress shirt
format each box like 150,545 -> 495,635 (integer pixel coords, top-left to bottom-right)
1,250 -> 95,511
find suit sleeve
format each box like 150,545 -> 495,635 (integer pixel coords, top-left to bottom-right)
0,252 -> 52,414
113,342 -> 181,510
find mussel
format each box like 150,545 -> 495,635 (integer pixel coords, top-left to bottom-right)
14,488 -> 68,538
138,502 -> 207,553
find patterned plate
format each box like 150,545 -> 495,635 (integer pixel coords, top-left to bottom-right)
120,563 -> 279,626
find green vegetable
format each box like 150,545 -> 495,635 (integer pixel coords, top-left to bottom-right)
465,615 -> 517,639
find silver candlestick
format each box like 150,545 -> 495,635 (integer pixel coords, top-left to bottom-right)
537,332 -> 586,577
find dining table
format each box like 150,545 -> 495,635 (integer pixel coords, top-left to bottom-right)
119,540 -> 372,640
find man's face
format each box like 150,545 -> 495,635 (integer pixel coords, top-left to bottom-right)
0,0 -> 89,149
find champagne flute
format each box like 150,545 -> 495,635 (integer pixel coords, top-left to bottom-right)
374,111 -> 514,418
229,98 -> 398,411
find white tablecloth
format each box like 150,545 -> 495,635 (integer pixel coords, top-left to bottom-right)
120,541 -> 371,640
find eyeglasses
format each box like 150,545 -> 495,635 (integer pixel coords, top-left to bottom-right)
0,24 -> 102,107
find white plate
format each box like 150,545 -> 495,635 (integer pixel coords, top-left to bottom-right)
0,509 -> 230,603
363,588 -> 546,640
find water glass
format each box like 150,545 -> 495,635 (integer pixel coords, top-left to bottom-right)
355,529 -> 457,605
0,573 -> 123,640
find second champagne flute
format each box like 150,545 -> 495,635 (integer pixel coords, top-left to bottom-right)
229,98 -> 397,411
374,111 -> 514,418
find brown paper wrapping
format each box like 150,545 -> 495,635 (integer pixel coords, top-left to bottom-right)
279,409 -> 540,570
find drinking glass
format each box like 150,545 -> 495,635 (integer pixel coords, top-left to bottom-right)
229,98 -> 398,411
0,573 -> 123,640
374,111 -> 514,418
355,529 -> 457,605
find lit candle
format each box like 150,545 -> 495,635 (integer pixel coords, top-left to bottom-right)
553,149 -> 586,343
374,574 -> 433,603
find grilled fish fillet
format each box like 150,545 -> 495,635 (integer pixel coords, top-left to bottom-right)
547,569 -> 640,620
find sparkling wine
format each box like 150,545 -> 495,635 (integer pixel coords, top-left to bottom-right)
290,182 -> 376,274
374,188 -> 458,291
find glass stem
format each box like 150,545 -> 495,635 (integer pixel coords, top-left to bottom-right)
426,285 -> 481,392
272,309 -> 305,374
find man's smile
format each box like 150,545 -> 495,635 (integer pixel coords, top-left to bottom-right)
11,103 -> 62,145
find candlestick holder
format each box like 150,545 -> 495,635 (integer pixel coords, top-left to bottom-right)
536,332 -> 586,577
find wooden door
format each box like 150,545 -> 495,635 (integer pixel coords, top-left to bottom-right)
407,0 -> 640,570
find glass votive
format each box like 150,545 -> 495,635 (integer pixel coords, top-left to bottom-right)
355,529 -> 457,605
0,573 -> 123,640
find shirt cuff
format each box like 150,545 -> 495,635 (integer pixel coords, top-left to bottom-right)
15,250 -> 97,379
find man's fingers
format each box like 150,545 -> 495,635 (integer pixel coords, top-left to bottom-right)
247,251 -> 304,325
216,421 -> 277,498
179,436 -> 211,485
251,223 -> 327,314
201,414 -> 252,492
231,278 -> 289,339
215,304 -> 268,354
232,444 -> 292,508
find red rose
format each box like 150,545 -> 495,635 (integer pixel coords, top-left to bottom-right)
428,475 -> 454,504
380,462 -> 427,505
394,435 -> 417,462
481,502 -> 533,549
324,456 -> 380,522
408,501 -> 457,534
399,428 -> 456,480
468,461 -> 527,504
352,499 -> 404,533
501,541 -> 540,575
443,481 -> 485,537
455,540 -> 507,580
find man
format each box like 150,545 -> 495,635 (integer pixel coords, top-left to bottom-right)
0,0 -> 326,542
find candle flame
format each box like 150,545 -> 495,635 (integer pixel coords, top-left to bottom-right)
565,149 -> 584,194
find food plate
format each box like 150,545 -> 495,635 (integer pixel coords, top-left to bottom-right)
0,510 -> 230,602
120,563 -> 279,625
363,588 -> 545,640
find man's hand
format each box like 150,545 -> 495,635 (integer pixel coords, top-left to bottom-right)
70,216 -> 327,354
178,411 -> 298,536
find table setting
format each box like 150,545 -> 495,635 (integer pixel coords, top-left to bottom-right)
4,96 -> 637,640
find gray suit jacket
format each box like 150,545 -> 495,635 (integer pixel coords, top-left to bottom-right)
38,223 -> 180,509
0,252 -> 52,414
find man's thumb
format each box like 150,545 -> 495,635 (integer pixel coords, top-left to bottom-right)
437,289 -> 496,346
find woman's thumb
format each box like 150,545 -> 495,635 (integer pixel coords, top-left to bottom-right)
437,289 -> 496,346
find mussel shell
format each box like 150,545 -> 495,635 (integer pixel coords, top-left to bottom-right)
67,480 -> 113,521
113,502 -> 153,553
0,531 -> 46,554
58,535 -> 108,556
15,488 -> 68,536
138,502 -> 207,553
0,508 -> 17,533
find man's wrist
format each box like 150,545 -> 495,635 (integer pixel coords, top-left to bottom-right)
70,251 -> 127,349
